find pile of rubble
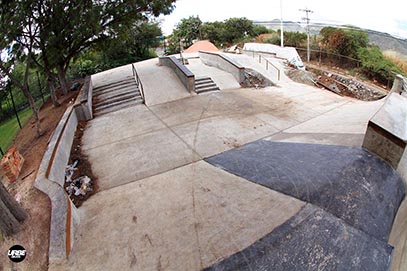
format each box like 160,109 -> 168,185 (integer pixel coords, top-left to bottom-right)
330,73 -> 387,101
285,68 -> 317,87
64,160 -> 94,206
65,160 -> 93,199
316,72 -> 387,101
240,68 -> 274,88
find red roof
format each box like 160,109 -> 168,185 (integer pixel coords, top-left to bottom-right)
184,40 -> 219,53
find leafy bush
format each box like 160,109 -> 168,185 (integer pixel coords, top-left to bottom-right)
70,59 -> 102,78
357,46 -> 403,84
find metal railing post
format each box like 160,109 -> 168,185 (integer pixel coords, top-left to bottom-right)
131,64 -> 145,104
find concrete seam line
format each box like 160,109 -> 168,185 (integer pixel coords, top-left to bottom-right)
82,125 -> 170,152
146,106 -> 203,160
95,159 -> 202,194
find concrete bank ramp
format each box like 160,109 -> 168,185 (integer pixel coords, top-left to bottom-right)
206,140 -> 405,270
134,58 -> 193,106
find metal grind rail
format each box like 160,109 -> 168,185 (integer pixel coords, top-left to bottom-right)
132,64 -> 145,103
258,54 -> 281,81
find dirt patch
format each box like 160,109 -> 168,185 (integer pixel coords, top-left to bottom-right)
184,40 -> 219,53
64,121 -> 98,207
0,88 -> 79,271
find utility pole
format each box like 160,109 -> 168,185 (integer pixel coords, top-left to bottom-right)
300,8 -> 313,62
280,0 -> 284,47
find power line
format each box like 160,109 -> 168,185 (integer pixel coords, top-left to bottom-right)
299,8 -> 313,62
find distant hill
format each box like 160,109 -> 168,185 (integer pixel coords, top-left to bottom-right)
253,20 -> 407,59
366,30 -> 407,59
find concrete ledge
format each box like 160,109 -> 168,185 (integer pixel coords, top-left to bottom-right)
363,75 -> 407,178
199,51 -> 245,83
159,56 -> 195,92
34,105 -> 80,265
74,76 -> 93,120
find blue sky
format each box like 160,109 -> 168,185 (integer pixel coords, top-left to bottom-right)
160,0 -> 407,39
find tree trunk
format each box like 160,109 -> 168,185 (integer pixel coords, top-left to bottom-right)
21,84 -> 42,137
57,64 -> 69,95
47,77 -> 60,107
0,182 -> 27,236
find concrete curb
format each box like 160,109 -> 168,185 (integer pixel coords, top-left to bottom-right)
34,105 -> 80,265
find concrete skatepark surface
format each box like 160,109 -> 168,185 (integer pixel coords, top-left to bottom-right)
53,55 -> 407,270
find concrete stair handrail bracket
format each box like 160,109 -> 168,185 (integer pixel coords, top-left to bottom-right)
159,56 -> 195,93
34,105 -> 81,265
199,50 -> 245,84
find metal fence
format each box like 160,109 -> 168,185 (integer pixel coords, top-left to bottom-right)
0,71 -> 48,157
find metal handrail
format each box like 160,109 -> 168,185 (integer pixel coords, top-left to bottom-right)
132,64 -> 145,103
258,54 -> 281,81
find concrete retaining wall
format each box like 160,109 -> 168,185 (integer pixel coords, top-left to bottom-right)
74,76 -> 93,121
34,105 -> 80,265
199,51 -> 245,83
363,75 -> 407,179
159,56 -> 195,92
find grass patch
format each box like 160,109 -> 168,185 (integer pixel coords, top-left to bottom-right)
0,107 -> 34,155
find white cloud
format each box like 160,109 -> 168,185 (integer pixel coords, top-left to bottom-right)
161,0 -> 407,38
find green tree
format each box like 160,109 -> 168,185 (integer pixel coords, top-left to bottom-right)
130,21 -> 162,57
88,20 -> 162,73
172,15 -> 203,49
222,17 -> 254,44
0,0 -> 42,136
35,0 -> 176,94
357,46 -> 403,84
201,21 -> 225,46
320,27 -> 368,58
284,31 -> 307,47
253,25 -> 271,37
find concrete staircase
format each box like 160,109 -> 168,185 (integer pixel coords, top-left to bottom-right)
92,77 -> 143,116
195,77 -> 220,94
